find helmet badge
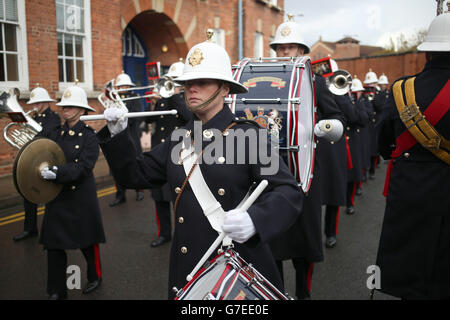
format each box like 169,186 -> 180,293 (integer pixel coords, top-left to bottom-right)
281,26 -> 291,37
188,48 -> 204,67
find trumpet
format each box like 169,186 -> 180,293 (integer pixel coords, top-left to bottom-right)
0,89 -> 42,149
115,76 -> 176,100
327,70 -> 352,96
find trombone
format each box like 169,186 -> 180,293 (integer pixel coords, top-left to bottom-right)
80,77 -> 178,122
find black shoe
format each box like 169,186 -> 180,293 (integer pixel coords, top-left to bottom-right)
48,293 -> 67,300
136,191 -> 144,201
13,231 -> 38,242
346,206 -> 355,215
83,278 -> 102,294
356,187 -> 363,196
151,236 -> 171,248
109,198 -> 126,207
325,236 -> 337,248
369,174 -> 375,180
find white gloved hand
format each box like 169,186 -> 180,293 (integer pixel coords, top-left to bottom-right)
104,106 -> 128,137
41,166 -> 57,180
314,119 -> 344,142
221,209 -> 256,244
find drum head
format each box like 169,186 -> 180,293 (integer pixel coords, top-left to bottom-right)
231,57 -> 316,192
13,138 -> 65,204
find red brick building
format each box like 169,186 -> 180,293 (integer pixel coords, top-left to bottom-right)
0,0 -> 284,176
310,36 -> 384,61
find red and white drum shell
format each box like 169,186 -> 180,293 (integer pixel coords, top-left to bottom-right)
230,57 -> 316,193
174,249 -> 291,300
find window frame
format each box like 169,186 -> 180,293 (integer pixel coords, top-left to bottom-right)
0,0 -> 29,92
56,0 -> 93,92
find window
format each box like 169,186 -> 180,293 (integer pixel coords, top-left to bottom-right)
56,0 -> 92,90
211,28 -> 225,48
0,0 -> 28,90
254,32 -> 264,58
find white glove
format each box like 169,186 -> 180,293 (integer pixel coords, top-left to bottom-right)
104,106 -> 128,137
41,166 -> 57,180
314,119 -> 344,142
221,209 -> 256,244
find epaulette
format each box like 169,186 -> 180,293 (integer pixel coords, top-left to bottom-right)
232,117 -> 262,128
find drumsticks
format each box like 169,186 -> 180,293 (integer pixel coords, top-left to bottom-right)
186,179 -> 269,282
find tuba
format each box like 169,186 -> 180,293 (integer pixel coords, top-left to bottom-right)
0,89 -> 42,149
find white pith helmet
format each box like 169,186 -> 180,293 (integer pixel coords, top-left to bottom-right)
364,69 -> 378,85
115,71 -> 135,87
418,4 -> 450,52
175,29 -> 248,94
351,76 -> 365,92
27,85 -> 56,104
269,14 -> 310,54
56,82 -> 95,112
378,73 -> 389,85
166,60 -> 185,79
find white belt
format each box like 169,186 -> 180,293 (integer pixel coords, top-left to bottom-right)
180,141 -> 233,246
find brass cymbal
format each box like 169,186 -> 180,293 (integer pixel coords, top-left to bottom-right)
13,138 -> 66,204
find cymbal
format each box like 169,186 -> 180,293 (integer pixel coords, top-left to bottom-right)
13,138 -> 66,204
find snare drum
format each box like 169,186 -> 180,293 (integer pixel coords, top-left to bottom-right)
230,57 -> 316,192
174,249 -> 292,300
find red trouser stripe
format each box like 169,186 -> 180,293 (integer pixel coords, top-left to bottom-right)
335,207 -> 341,235
307,263 -> 314,293
94,244 -> 102,279
155,207 -> 161,237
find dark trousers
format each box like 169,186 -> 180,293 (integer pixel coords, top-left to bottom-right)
155,201 -> 172,239
115,184 -> 141,199
324,205 -> 340,237
347,182 -> 357,207
47,245 -> 102,296
23,199 -> 38,233
369,156 -> 379,175
276,258 -> 314,299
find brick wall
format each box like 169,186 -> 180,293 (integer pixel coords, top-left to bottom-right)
336,51 -> 427,86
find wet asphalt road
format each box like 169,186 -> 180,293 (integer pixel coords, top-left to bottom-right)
0,163 -> 396,300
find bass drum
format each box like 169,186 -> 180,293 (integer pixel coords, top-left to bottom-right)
230,57 -> 316,192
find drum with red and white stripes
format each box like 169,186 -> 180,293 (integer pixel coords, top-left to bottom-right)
229,57 -> 316,192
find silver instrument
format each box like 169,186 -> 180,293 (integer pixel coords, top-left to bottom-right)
0,89 -> 42,149
114,76 -> 176,100
327,70 -> 352,96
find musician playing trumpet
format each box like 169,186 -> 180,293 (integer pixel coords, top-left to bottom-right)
109,72 -> 145,206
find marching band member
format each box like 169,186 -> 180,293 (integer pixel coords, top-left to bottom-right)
346,77 -> 370,215
146,60 -> 192,248
97,32 -> 303,299
375,7 -> 450,299
319,59 -> 355,249
109,72 -> 144,206
363,69 -> 380,181
39,84 -> 106,300
369,73 -> 390,178
13,86 -> 61,242
268,16 -> 346,299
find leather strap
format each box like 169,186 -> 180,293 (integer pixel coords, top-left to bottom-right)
392,78 -> 450,164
